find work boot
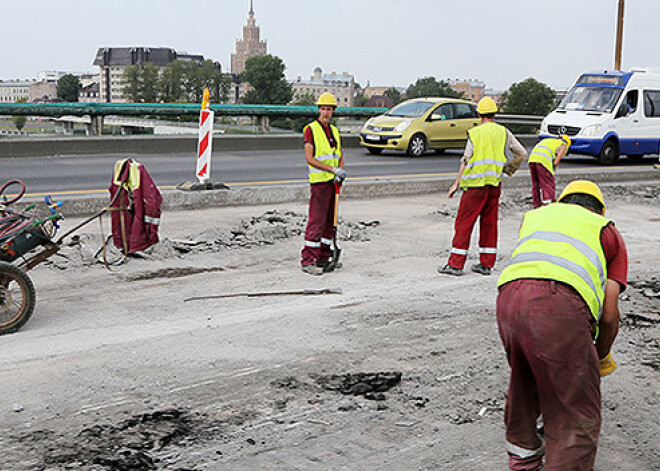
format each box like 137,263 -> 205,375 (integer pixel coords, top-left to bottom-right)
437,264 -> 464,276
471,263 -> 492,276
301,264 -> 323,276
322,260 -> 343,272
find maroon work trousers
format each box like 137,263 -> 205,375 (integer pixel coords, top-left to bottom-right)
529,162 -> 556,208
301,181 -> 335,266
447,184 -> 501,269
497,279 -> 601,471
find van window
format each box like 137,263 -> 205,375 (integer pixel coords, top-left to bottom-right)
617,90 -> 638,118
558,86 -> 622,113
643,91 -> 660,117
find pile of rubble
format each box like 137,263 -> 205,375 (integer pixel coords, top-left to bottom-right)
45,210 -> 379,270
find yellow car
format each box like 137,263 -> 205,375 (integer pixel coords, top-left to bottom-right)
359,97 -> 480,156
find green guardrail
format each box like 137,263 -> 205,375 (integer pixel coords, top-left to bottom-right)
0,103 -> 389,118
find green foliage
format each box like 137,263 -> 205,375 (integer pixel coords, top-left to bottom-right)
12,98 -> 27,131
242,55 -> 293,104
288,93 -> 316,132
501,77 -> 555,116
501,77 -> 555,133
384,87 -> 402,105
406,77 -> 462,99
354,94 -> 368,107
122,65 -> 142,102
159,61 -> 186,102
56,74 -> 81,102
122,63 -> 161,103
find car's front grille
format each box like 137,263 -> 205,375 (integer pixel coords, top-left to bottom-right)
548,125 -> 581,136
366,125 -> 395,132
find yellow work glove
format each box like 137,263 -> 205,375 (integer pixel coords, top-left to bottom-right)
599,352 -> 617,377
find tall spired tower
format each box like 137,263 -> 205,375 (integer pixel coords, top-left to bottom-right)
231,0 -> 268,74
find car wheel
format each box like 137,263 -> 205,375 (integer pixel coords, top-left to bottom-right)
366,147 -> 383,155
598,139 -> 619,165
434,149 -> 446,155
407,134 -> 427,157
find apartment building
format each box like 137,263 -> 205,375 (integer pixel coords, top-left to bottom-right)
291,67 -> 355,107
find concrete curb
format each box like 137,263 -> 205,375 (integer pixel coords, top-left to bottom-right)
55,168 -> 660,217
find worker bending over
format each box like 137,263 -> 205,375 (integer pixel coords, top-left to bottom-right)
438,97 -> 527,276
528,135 -> 570,207
496,180 -> 627,470
300,93 -> 347,275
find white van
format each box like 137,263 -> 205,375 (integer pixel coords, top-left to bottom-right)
540,68 -> 660,164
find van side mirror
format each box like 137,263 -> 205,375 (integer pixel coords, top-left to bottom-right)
615,105 -> 629,119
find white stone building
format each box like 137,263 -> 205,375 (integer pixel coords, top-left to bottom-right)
291,68 -> 355,107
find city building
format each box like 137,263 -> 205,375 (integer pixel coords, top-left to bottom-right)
92,47 -> 205,103
30,81 -> 58,102
448,78 -> 485,102
291,67 -> 355,107
79,83 -> 100,103
0,81 -> 32,103
364,95 -> 394,108
231,0 -> 268,75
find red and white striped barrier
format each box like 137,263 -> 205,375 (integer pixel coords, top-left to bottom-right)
196,107 -> 214,183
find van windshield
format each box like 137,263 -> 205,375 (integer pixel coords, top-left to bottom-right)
386,101 -> 434,117
557,86 -> 623,113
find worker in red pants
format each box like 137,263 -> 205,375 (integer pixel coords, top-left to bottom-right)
529,135 -> 570,208
497,180 -> 627,470
438,97 -> 527,276
301,93 -> 346,276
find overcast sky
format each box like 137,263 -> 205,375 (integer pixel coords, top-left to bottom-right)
2,0 -> 659,92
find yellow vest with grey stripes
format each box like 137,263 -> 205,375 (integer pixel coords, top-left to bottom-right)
498,203 -> 610,323
461,122 -> 508,189
305,121 -> 342,184
529,138 -> 564,174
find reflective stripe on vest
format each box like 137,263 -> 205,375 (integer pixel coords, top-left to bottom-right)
461,122 -> 508,189
305,121 -> 342,184
498,203 -> 610,321
529,138 -> 564,174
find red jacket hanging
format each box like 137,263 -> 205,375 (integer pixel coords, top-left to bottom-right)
108,159 -> 163,253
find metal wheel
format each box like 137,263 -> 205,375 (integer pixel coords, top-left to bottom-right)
0,261 -> 36,335
407,134 -> 427,157
366,147 -> 383,155
598,139 -> 619,165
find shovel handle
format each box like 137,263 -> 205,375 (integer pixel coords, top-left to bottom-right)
333,182 -> 342,226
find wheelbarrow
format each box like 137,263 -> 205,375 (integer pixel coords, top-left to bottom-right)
0,179 -> 88,334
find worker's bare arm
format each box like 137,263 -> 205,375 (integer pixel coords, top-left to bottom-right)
596,279 -> 622,358
448,161 -> 467,198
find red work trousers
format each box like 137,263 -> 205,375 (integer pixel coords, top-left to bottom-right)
529,162 -> 556,208
447,184 -> 500,269
497,279 -> 601,471
301,181 -> 335,266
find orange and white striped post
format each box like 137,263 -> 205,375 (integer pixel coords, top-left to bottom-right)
196,88 -> 214,183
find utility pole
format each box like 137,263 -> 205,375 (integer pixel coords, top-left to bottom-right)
614,0 -> 625,70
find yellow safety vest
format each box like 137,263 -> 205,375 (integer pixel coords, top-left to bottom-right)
529,138 -> 564,174
498,203 -> 610,322
461,122 -> 508,189
113,158 -> 141,190
304,121 -> 342,184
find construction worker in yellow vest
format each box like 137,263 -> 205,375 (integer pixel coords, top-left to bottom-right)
438,97 -> 527,276
301,93 -> 347,275
496,180 -> 627,470
528,135 -> 571,208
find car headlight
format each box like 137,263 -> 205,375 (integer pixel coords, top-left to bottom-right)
581,124 -> 601,137
395,120 -> 412,132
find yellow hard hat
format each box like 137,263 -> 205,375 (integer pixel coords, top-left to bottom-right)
559,134 -> 572,148
558,180 -> 606,215
476,97 -> 498,114
317,93 -> 338,107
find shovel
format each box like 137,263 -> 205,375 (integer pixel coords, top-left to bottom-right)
324,181 -> 342,273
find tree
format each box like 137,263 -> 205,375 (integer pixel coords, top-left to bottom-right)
501,77 -> 555,116
406,77 -> 462,99
242,55 -> 293,104
122,63 -> 160,103
12,98 -> 27,131
288,92 -> 316,132
122,65 -> 142,102
159,61 -> 186,102
384,87 -> 402,105
57,74 -> 81,102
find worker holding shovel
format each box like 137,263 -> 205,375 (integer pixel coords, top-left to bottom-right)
300,93 -> 346,276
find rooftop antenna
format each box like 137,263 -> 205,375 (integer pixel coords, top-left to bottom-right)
249,0 -> 254,15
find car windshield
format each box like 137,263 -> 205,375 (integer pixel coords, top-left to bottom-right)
557,86 -> 623,113
386,101 -> 434,117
